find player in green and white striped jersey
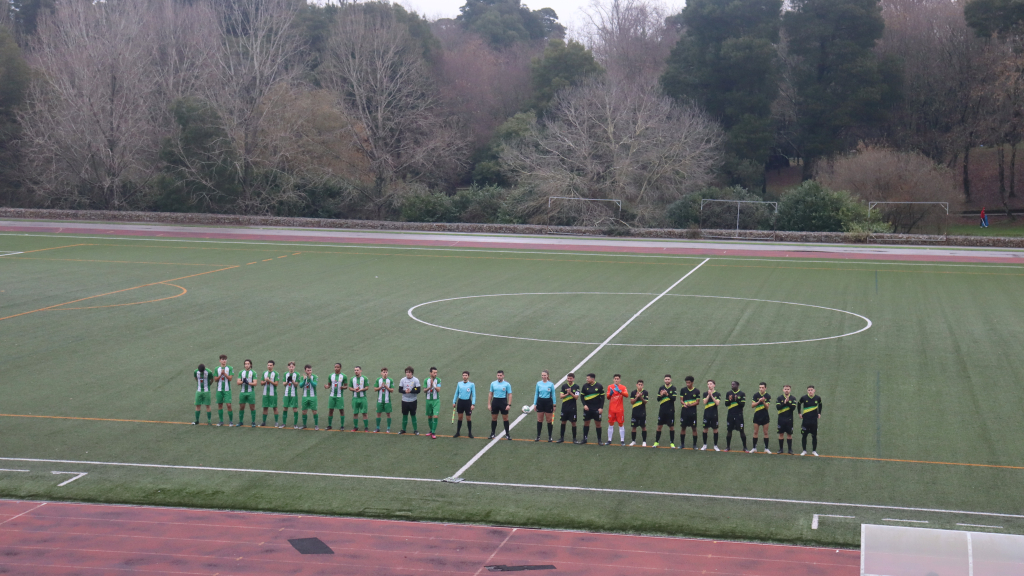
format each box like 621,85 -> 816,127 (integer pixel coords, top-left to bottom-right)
299,364 -> 319,430
374,368 -> 394,433
193,363 -> 214,425
423,367 -> 441,439
282,361 -> 300,429
350,366 -> 370,431
214,354 -> 234,427
236,359 -> 257,427
261,361 -> 280,427
325,363 -> 348,431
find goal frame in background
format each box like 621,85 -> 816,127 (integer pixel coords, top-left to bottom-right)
699,199 -> 779,241
868,201 -> 949,241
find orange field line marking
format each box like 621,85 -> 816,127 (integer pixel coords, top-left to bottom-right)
4,257 -> 235,267
2,413 -> 1022,473
53,283 -> 188,311
0,266 -> 238,323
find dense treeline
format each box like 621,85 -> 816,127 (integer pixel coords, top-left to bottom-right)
0,0 -> 1020,230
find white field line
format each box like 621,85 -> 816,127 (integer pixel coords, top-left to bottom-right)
0,502 -> 46,526
474,528 -> 517,576
2,232 -> 1022,269
446,259 -> 710,481
958,523 -> 1003,529
0,251 -> 23,257
52,471 -> 88,486
811,514 -> 855,529
881,518 -> 929,523
2,457 -> 1024,521
408,292 -> 872,348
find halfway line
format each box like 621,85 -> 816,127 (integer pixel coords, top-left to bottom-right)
447,259 -> 710,481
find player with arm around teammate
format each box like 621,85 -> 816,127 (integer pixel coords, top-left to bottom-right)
214,355 -> 234,427
749,382 -> 771,453
798,385 -> 823,456
701,380 -> 721,451
236,359 -> 257,427
533,370 -> 556,442
325,363 -> 347,430
423,367 -> 442,439
629,380 -> 649,446
193,363 -> 214,425
453,371 -> 475,438
260,361 -> 280,427
776,384 -> 796,454
557,373 -> 580,443
488,370 -> 513,440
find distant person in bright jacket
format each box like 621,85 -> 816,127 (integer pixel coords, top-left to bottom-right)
980,207 -> 989,228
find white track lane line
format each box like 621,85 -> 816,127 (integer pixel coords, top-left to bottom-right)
447,259 -> 709,481
0,502 -> 46,526
2,457 -> 1023,520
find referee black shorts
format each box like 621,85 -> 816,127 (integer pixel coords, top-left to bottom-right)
401,400 -> 417,416
491,398 -> 509,415
456,398 -> 473,415
536,398 -> 554,414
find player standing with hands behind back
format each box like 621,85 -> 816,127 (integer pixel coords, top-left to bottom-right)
798,385 -> 823,456
533,371 -> 556,442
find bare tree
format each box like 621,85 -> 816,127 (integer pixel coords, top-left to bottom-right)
324,6 -> 467,218
20,0 -> 165,209
502,77 -> 723,226
580,0 -> 677,84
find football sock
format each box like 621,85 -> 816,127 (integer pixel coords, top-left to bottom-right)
386,417 -> 391,430
702,431 -> 708,444
274,413 -> 279,424
812,432 -> 817,451
339,415 -> 345,428
430,418 -> 437,433
503,420 -> 510,436
669,429 -> 675,444
251,409 -> 255,423
655,430 -> 662,443
692,434 -> 697,448
641,430 -> 647,442
571,426 -> 577,440
314,414 -> 318,426
363,418 -> 369,429
491,421 -> 497,435
228,411 -> 233,424
328,415 -> 334,428
218,409 -> 223,423
467,421 -> 472,435
262,413 -> 267,425
583,425 -> 590,439
537,422 -> 543,437
713,432 -> 719,446
631,430 -> 637,442
787,438 -> 793,452
560,423 -> 566,439
753,437 -> 759,449
802,432 -> 808,450
402,415 -> 408,431
206,411 -> 211,423
779,438 -> 784,452
739,430 -> 747,450
547,422 -> 553,437
293,412 -> 298,425
726,431 -> 733,450
411,415 -> 417,432
456,420 -> 463,434
596,426 -> 602,441
376,417 -> 381,429
619,427 -> 625,442
608,426 -> 613,442
282,410 -> 288,424
194,410 -> 200,424
302,414 -> 308,427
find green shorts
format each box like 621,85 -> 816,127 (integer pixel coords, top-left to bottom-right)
352,397 -> 368,414
328,397 -> 345,410
376,401 -> 392,414
194,391 -> 210,406
238,392 -> 256,406
262,394 -> 278,408
283,396 -> 299,409
425,399 -> 441,417
215,390 -> 232,404
301,397 -> 317,411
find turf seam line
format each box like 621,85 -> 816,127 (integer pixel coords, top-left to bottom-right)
5,231 -> 1023,268
448,259 -> 710,481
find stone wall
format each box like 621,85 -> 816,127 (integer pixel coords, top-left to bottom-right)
2,207 -> 1023,248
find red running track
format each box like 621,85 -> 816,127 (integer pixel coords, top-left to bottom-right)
0,500 -> 859,576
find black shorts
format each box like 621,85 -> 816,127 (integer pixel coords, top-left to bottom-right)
631,411 -> 647,428
679,413 -> 697,429
657,409 -> 675,426
777,419 -> 794,435
703,416 -> 719,430
491,398 -> 509,415
583,405 -> 602,421
752,412 -> 770,426
801,420 -> 818,434
456,398 -> 473,415
536,398 -> 554,414
560,408 -> 577,423
727,414 -> 744,432
401,400 -> 417,415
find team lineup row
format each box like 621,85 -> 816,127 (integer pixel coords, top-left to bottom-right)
192,356 -> 825,455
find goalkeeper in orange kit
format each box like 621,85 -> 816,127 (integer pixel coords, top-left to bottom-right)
606,374 -> 628,446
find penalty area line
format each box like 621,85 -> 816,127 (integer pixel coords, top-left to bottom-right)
446,259 -> 710,482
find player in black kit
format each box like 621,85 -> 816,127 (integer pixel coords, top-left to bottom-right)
678,376 -> 700,449
579,374 -> 605,445
701,380 -> 721,451
776,384 -> 797,454
724,381 -> 747,452
557,373 -> 580,443
629,380 -> 649,446
798,385 -> 823,456
654,375 -> 676,448
749,382 -> 772,453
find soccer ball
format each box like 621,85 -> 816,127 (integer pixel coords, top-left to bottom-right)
521,405 -> 532,414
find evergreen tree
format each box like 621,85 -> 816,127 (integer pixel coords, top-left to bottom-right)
456,0 -> 564,49
530,39 -> 603,113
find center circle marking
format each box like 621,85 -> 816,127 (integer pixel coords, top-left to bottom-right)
406,292 -> 872,347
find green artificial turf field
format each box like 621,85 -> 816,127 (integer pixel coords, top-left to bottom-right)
1,232 -> 1023,548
